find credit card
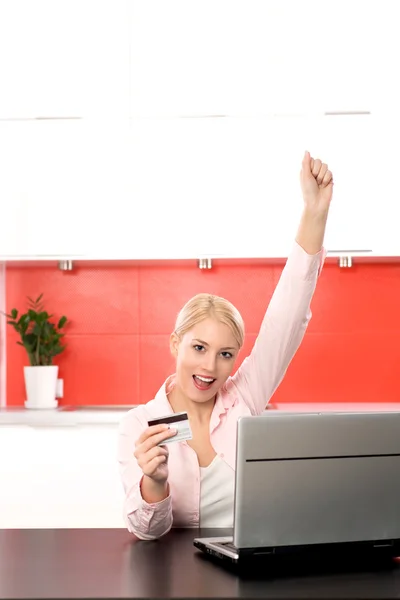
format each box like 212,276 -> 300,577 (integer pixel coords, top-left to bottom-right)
148,411 -> 192,444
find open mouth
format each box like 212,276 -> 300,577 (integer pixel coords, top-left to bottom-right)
192,375 -> 216,390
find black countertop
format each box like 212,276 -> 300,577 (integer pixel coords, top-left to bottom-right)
1,528 -> 400,599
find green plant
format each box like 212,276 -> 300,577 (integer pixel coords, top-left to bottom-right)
5,294 -> 68,366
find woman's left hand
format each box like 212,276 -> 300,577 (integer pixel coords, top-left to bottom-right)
300,151 -> 333,215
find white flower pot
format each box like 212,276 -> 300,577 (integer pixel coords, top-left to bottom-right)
24,365 -> 59,409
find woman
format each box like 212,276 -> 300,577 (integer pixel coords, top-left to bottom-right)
118,151 -> 333,540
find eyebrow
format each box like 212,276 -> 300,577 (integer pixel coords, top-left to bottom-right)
192,338 -> 237,351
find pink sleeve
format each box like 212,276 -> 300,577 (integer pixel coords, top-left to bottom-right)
117,409 -> 173,540
230,242 -> 325,415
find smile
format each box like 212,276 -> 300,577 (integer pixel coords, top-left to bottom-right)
192,375 -> 216,390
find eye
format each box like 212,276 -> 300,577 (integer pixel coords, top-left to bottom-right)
193,344 -> 204,352
221,351 -> 233,359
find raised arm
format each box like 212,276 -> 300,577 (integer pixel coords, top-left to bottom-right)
296,151 -> 333,254
230,152 -> 333,414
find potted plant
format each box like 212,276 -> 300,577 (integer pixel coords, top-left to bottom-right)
5,294 -> 68,409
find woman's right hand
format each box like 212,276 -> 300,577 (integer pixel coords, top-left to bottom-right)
134,424 -> 177,484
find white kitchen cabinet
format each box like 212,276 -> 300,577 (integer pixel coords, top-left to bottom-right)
0,113 -> 396,262
311,114 -> 400,259
0,120 -> 85,258
128,0 -> 395,118
306,114 -> 376,256
113,114 -> 380,261
366,116 -> 400,259
0,0 -> 129,119
0,425 -> 125,528
0,119 -> 130,259
124,116 -> 303,259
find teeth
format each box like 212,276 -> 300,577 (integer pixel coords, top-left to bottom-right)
195,375 -> 214,383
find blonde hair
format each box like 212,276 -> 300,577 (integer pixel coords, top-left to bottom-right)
173,293 -> 245,349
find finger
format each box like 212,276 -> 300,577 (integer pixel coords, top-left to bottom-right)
321,169 -> 333,187
135,442 -> 168,464
147,445 -> 169,460
143,455 -> 167,476
136,424 -> 169,446
302,150 -> 312,174
316,163 -> 328,185
137,428 -> 177,454
138,444 -> 168,465
311,158 -> 322,178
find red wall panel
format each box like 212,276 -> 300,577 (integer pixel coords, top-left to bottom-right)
6,261 -> 400,406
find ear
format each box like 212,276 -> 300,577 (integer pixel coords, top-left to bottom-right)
169,332 -> 180,358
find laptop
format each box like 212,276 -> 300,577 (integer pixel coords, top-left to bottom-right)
194,411 -> 400,565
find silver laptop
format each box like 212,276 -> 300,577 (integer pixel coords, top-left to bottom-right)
194,411 -> 400,564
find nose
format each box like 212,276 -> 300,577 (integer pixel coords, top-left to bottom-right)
201,353 -> 217,374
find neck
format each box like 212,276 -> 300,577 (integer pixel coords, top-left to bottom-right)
168,385 -> 215,426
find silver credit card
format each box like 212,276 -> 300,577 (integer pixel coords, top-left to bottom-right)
148,411 -> 193,444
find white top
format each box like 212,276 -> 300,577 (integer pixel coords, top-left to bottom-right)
199,455 -> 235,527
